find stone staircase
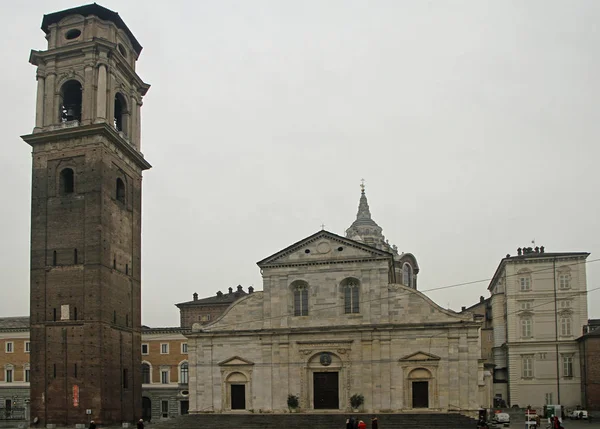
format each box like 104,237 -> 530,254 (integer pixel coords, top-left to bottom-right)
148,412 -> 478,429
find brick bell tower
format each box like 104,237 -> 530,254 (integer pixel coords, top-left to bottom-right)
21,4 -> 150,426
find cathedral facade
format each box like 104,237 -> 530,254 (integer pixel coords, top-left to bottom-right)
187,188 -> 486,414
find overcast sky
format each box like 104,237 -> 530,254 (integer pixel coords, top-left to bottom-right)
1,1 -> 599,327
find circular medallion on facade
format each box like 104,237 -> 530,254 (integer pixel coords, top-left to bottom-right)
317,241 -> 331,254
320,352 -> 332,366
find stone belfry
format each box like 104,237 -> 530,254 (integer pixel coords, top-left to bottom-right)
21,4 -> 150,426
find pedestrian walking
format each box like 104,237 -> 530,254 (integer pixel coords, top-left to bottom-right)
88,420 -> 96,429
358,420 -> 367,429
137,418 -> 144,429
371,415 -> 379,429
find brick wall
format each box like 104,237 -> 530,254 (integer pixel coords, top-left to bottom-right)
581,335 -> 600,410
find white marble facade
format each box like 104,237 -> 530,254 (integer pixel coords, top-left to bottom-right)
187,190 -> 486,414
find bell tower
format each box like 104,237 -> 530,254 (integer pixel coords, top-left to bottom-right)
21,4 -> 150,426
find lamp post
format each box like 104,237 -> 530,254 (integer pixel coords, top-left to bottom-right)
553,258 -> 561,405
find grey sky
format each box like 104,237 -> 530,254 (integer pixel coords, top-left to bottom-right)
1,1 -> 599,327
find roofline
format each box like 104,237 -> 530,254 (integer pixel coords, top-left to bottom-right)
487,252 -> 590,291
175,301 -> 234,308
41,3 -> 143,55
256,229 -> 394,267
461,297 -> 490,313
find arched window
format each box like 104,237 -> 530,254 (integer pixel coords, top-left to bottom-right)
141,363 -> 151,384
180,362 -> 189,384
403,264 -> 413,287
342,278 -> 360,314
292,281 -> 308,316
60,168 -> 74,194
60,80 -> 82,122
116,178 -> 125,203
114,93 -> 129,134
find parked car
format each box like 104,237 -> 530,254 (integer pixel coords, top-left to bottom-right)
569,410 -> 588,420
493,412 -> 511,424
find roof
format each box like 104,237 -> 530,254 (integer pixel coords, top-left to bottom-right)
176,289 -> 248,307
0,317 -> 30,331
256,229 -> 394,267
460,297 -> 490,313
0,317 -> 181,333
41,3 -> 143,55
488,251 -> 590,291
141,326 -> 189,335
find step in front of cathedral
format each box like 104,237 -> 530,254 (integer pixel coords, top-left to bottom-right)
148,412 -> 478,429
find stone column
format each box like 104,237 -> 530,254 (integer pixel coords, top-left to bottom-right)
82,64 -> 94,125
136,102 -> 142,150
43,72 -> 55,126
34,73 -> 45,131
96,64 -> 107,122
130,94 -> 138,147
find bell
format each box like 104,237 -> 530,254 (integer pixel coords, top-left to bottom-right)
65,107 -> 76,121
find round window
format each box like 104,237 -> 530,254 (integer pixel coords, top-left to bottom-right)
65,29 -> 81,40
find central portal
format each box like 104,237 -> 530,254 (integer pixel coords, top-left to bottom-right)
313,372 -> 339,409
412,381 -> 429,408
231,384 -> 246,410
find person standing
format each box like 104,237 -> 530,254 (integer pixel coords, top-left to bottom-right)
371,415 -> 379,429
137,418 -> 144,429
358,420 -> 367,429
88,421 -> 96,429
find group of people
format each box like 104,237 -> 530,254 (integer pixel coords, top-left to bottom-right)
346,416 -> 378,429
88,418 -> 145,429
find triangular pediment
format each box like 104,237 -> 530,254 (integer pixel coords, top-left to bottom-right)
218,356 -> 254,366
399,351 -> 441,362
257,230 -> 392,267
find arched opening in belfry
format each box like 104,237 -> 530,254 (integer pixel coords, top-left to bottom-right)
114,92 -> 129,134
60,80 -> 82,123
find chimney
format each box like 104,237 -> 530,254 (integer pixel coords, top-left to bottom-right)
228,287 -> 233,294
540,246 -> 545,253
480,296 -> 484,303
248,286 -> 254,294
461,306 -> 466,312
193,292 -> 198,301
237,285 -> 243,292
217,291 -> 223,298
